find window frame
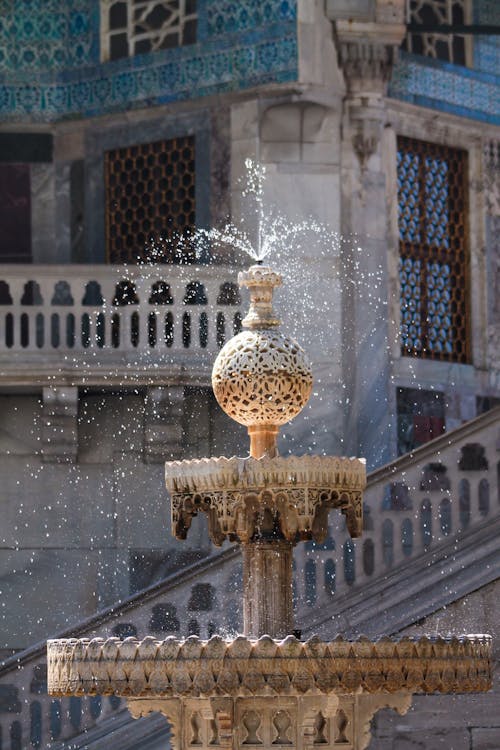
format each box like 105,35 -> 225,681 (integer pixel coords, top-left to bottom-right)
396,135 -> 471,364
100,0 -> 198,62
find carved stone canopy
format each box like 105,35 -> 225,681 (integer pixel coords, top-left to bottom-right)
166,455 -> 366,544
47,633 -> 492,698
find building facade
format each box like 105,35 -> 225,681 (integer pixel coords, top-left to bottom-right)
0,0 -> 499,747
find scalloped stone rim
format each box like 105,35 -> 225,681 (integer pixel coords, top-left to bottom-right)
165,454 -> 367,494
47,633 -> 492,698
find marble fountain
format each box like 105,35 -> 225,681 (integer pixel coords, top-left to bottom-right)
47,264 -> 491,749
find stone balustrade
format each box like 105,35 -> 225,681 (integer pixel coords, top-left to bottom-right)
0,662 -> 125,750
294,407 -> 500,627
0,265 -> 243,386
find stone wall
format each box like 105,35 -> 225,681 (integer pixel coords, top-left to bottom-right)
0,387 -> 246,655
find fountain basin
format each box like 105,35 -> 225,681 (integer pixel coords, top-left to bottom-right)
47,633 -> 492,698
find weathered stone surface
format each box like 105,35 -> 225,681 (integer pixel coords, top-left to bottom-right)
47,634 -> 491,698
167,454 -> 365,543
471,728 -> 500,749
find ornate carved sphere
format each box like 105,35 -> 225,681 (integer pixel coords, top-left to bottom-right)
212,329 -> 313,427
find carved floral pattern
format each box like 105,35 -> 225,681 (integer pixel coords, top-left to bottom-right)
166,455 -> 366,543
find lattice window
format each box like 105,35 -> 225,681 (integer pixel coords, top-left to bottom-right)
102,0 -> 197,61
402,0 -> 471,66
397,137 -> 469,363
105,135 -> 196,264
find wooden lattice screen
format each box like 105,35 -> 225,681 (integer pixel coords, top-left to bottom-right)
397,136 -> 469,363
105,135 -> 196,264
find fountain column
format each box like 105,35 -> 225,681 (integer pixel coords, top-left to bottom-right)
242,539 -> 294,638
212,265 -> 313,639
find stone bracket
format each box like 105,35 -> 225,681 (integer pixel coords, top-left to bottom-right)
144,386 -> 184,464
171,486 -> 363,545
126,693 -> 412,750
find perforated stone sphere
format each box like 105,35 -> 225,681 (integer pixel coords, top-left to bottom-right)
212,329 -> 313,427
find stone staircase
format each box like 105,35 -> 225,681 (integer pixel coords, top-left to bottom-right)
0,407 -> 498,748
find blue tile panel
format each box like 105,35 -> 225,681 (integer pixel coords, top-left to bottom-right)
0,0 -> 298,122
474,0 -> 500,76
389,52 -> 500,126
0,0 -> 100,71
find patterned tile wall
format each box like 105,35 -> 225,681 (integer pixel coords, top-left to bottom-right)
0,0 -> 99,71
474,0 -> 500,76
0,0 -> 297,122
390,0 -> 499,124
389,51 -> 500,125
205,1 -> 296,37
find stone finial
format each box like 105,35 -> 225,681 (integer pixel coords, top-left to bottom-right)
211,265 -> 313,459
238,265 -> 282,329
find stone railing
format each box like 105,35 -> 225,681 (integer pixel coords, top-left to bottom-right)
294,406 -> 500,632
0,657 -> 126,750
0,265 -> 243,386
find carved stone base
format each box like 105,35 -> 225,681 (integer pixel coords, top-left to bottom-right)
127,693 -> 412,750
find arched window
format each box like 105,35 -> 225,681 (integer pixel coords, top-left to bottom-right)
459,479 -> 470,528
401,518 -> 413,557
69,696 -> 82,730
439,497 -> 452,535
82,280 -> 104,305
233,311 -> 243,335
149,281 -> 173,305
382,519 -> 394,567
343,540 -> 355,585
10,720 -> 22,750
50,699 -> 62,740
184,281 -> 207,305
188,583 -> 215,611
420,498 -> 432,548
305,559 -> 316,605
324,559 -> 336,595
498,461 -> 500,505
113,279 -> 139,305
51,281 -> 74,305
149,603 -> 180,632
362,539 -> 374,576
0,280 -> 13,304
21,280 -> 43,305
30,701 -> 42,749
90,696 -> 102,720
217,282 -> 240,305
478,479 -> 490,517
112,623 -> 137,639
363,504 -> 374,531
